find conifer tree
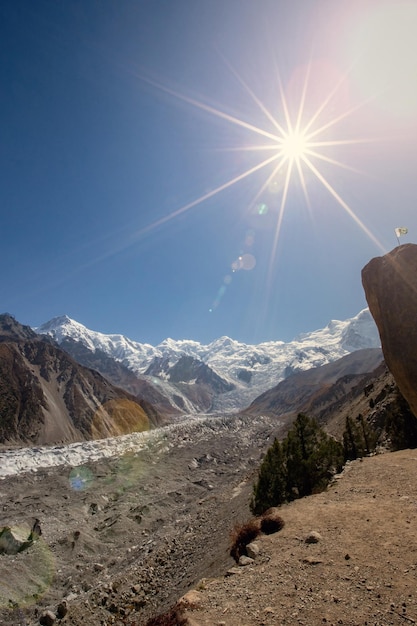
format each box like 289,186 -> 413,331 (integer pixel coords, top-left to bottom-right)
251,413 -> 344,515
250,438 -> 286,514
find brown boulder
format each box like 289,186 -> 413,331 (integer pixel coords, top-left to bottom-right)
362,243 -> 417,418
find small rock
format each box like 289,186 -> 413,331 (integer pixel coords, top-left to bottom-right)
0,525 -> 33,555
305,531 -> 322,544
226,567 -> 244,576
239,555 -> 255,566
178,590 -> 203,609
246,541 -> 260,559
65,593 -> 78,602
93,563 -> 105,572
56,600 -> 68,619
303,556 -> 323,565
39,611 -> 56,626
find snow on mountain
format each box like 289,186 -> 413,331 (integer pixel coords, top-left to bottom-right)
35,309 -> 381,412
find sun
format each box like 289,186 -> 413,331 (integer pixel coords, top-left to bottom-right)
133,61 -> 384,258
280,128 -> 309,162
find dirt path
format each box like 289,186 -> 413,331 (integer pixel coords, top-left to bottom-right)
179,449 -> 417,626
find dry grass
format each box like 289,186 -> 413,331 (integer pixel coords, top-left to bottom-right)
145,608 -> 188,625
230,518 -> 261,562
260,508 -> 285,535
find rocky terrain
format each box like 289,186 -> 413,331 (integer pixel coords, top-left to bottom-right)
0,413 -> 278,626
177,448 -> 417,626
245,348 -> 383,419
0,353 -> 412,626
2,245 -> 417,626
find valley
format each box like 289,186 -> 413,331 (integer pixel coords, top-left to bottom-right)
0,413 -> 280,625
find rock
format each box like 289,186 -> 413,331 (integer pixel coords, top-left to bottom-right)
177,590 -> 203,609
93,563 -> 105,572
56,600 -> 68,619
226,566 -> 245,576
238,555 -> 255,566
246,541 -> 260,559
305,531 -> 322,544
0,525 -> 33,554
31,518 -> 42,538
39,611 -> 56,626
303,556 -> 323,565
362,244 -> 417,418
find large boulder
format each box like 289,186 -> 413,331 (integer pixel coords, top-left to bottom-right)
362,243 -> 417,418
0,525 -> 33,554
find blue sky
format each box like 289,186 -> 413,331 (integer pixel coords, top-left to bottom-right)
2,0 -> 417,345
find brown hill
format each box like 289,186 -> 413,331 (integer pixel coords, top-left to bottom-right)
0,314 -> 163,446
58,335 -> 181,417
245,348 -> 383,420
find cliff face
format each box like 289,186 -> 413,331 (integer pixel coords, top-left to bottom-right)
362,244 -> 417,418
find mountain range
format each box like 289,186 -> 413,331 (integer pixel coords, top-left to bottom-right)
36,308 -> 380,415
0,309 -> 383,446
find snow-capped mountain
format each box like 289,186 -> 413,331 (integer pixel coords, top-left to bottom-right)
36,309 -> 380,412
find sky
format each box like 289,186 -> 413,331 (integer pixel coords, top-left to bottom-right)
1,0 -> 417,345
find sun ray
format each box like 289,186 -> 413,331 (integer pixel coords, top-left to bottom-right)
217,54 -> 289,137
302,65 -> 355,136
295,157 -> 313,211
130,57 -> 388,282
136,73 -> 281,142
305,95 -> 379,142
268,159 -> 294,286
294,58 -> 313,134
131,151 -> 281,239
304,149 -> 366,176
308,137 -> 385,147
301,154 -> 385,251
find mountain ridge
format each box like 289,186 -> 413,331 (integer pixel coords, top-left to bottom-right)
36,308 -> 381,413
0,316 -> 163,446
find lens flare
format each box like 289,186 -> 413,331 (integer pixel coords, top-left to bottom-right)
69,466 -> 94,491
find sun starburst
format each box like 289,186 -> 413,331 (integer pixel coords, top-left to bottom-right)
133,61 -> 385,265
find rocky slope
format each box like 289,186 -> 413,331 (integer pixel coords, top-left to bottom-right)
176,448 -> 417,626
0,315 -> 163,446
245,348 -> 383,419
0,323 -> 415,624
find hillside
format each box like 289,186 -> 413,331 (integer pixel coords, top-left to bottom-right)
0,315 -> 163,445
175,448 -> 417,626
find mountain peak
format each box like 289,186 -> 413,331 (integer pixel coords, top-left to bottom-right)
0,313 -> 38,342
